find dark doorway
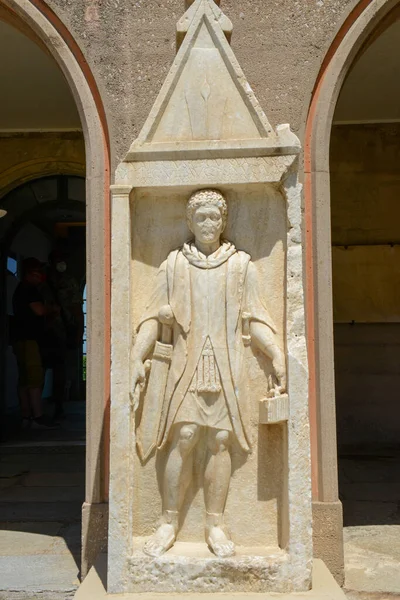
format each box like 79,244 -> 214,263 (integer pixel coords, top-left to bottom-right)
0,175 -> 86,443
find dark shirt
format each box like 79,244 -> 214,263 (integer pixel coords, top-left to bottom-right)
12,282 -> 44,343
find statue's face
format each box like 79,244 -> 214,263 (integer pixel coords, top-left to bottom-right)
191,204 -> 224,244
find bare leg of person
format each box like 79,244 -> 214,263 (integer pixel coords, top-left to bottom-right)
143,423 -> 200,557
204,428 -> 235,557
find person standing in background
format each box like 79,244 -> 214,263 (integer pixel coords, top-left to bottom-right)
12,258 -> 59,429
44,249 -> 84,418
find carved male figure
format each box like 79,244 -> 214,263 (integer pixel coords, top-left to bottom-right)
131,189 -> 286,558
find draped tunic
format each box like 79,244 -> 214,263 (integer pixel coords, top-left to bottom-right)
139,241 -> 275,452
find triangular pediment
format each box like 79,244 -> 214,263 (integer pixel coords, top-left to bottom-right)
126,0 -> 299,161
153,21 -> 263,143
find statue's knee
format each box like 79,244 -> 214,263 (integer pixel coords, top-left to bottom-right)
210,429 -> 230,453
177,423 -> 199,451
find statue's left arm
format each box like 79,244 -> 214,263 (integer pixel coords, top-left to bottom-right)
244,261 -> 286,392
250,322 -> 286,392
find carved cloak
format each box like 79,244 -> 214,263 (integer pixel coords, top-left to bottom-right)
138,243 -> 275,452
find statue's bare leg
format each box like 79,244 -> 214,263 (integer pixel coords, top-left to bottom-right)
143,423 -> 200,557
204,428 -> 235,557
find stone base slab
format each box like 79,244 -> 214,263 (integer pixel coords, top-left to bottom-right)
74,556 -> 348,599
128,541 -> 287,593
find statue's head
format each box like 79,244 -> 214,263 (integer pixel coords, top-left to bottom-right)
186,189 -> 227,244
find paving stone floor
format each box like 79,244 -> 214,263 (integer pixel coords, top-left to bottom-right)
0,402 -> 85,600
340,446 -> 400,600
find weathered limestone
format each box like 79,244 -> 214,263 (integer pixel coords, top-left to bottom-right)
109,0 -> 311,595
76,557 -> 348,599
313,501 -> 344,586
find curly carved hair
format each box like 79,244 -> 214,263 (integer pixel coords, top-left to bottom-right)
186,189 -> 228,231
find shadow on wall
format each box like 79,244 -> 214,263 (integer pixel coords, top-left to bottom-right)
81,411 -> 108,579
336,324 -> 400,527
339,449 -> 400,527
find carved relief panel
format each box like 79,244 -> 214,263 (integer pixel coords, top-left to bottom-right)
109,0 -> 311,594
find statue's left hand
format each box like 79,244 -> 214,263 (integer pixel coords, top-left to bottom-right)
272,349 -> 287,393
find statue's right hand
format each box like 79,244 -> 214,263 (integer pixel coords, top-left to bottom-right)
131,359 -> 146,392
130,359 -> 151,412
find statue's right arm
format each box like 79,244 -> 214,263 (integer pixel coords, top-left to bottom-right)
131,318 -> 158,389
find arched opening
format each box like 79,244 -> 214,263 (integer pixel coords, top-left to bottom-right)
331,12 -> 400,592
0,0 -> 110,593
305,0 -> 400,588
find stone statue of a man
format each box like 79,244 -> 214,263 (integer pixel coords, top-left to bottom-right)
131,189 -> 286,559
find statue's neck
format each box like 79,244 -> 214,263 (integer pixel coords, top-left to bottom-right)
194,238 -> 221,257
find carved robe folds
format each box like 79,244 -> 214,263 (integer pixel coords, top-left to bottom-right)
139,241 -> 275,452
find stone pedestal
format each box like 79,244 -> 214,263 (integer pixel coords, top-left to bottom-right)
128,542 -> 288,594
74,557 -> 348,599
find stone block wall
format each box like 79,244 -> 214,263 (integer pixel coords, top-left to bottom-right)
0,132 -> 85,198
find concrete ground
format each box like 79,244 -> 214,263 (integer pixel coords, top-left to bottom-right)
0,401 -> 85,600
340,446 -> 400,600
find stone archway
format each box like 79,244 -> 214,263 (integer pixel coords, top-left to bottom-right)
0,0 -> 111,576
304,0 -> 400,583
0,160 -> 85,200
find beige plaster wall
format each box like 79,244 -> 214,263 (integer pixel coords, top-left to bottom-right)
330,123 -> 400,446
0,131 -> 85,197
43,0 -> 357,170
331,123 -> 400,249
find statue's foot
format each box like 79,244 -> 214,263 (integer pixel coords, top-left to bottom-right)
206,525 -> 235,558
143,523 -> 176,558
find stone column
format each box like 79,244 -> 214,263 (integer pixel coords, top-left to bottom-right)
108,184 -> 133,591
